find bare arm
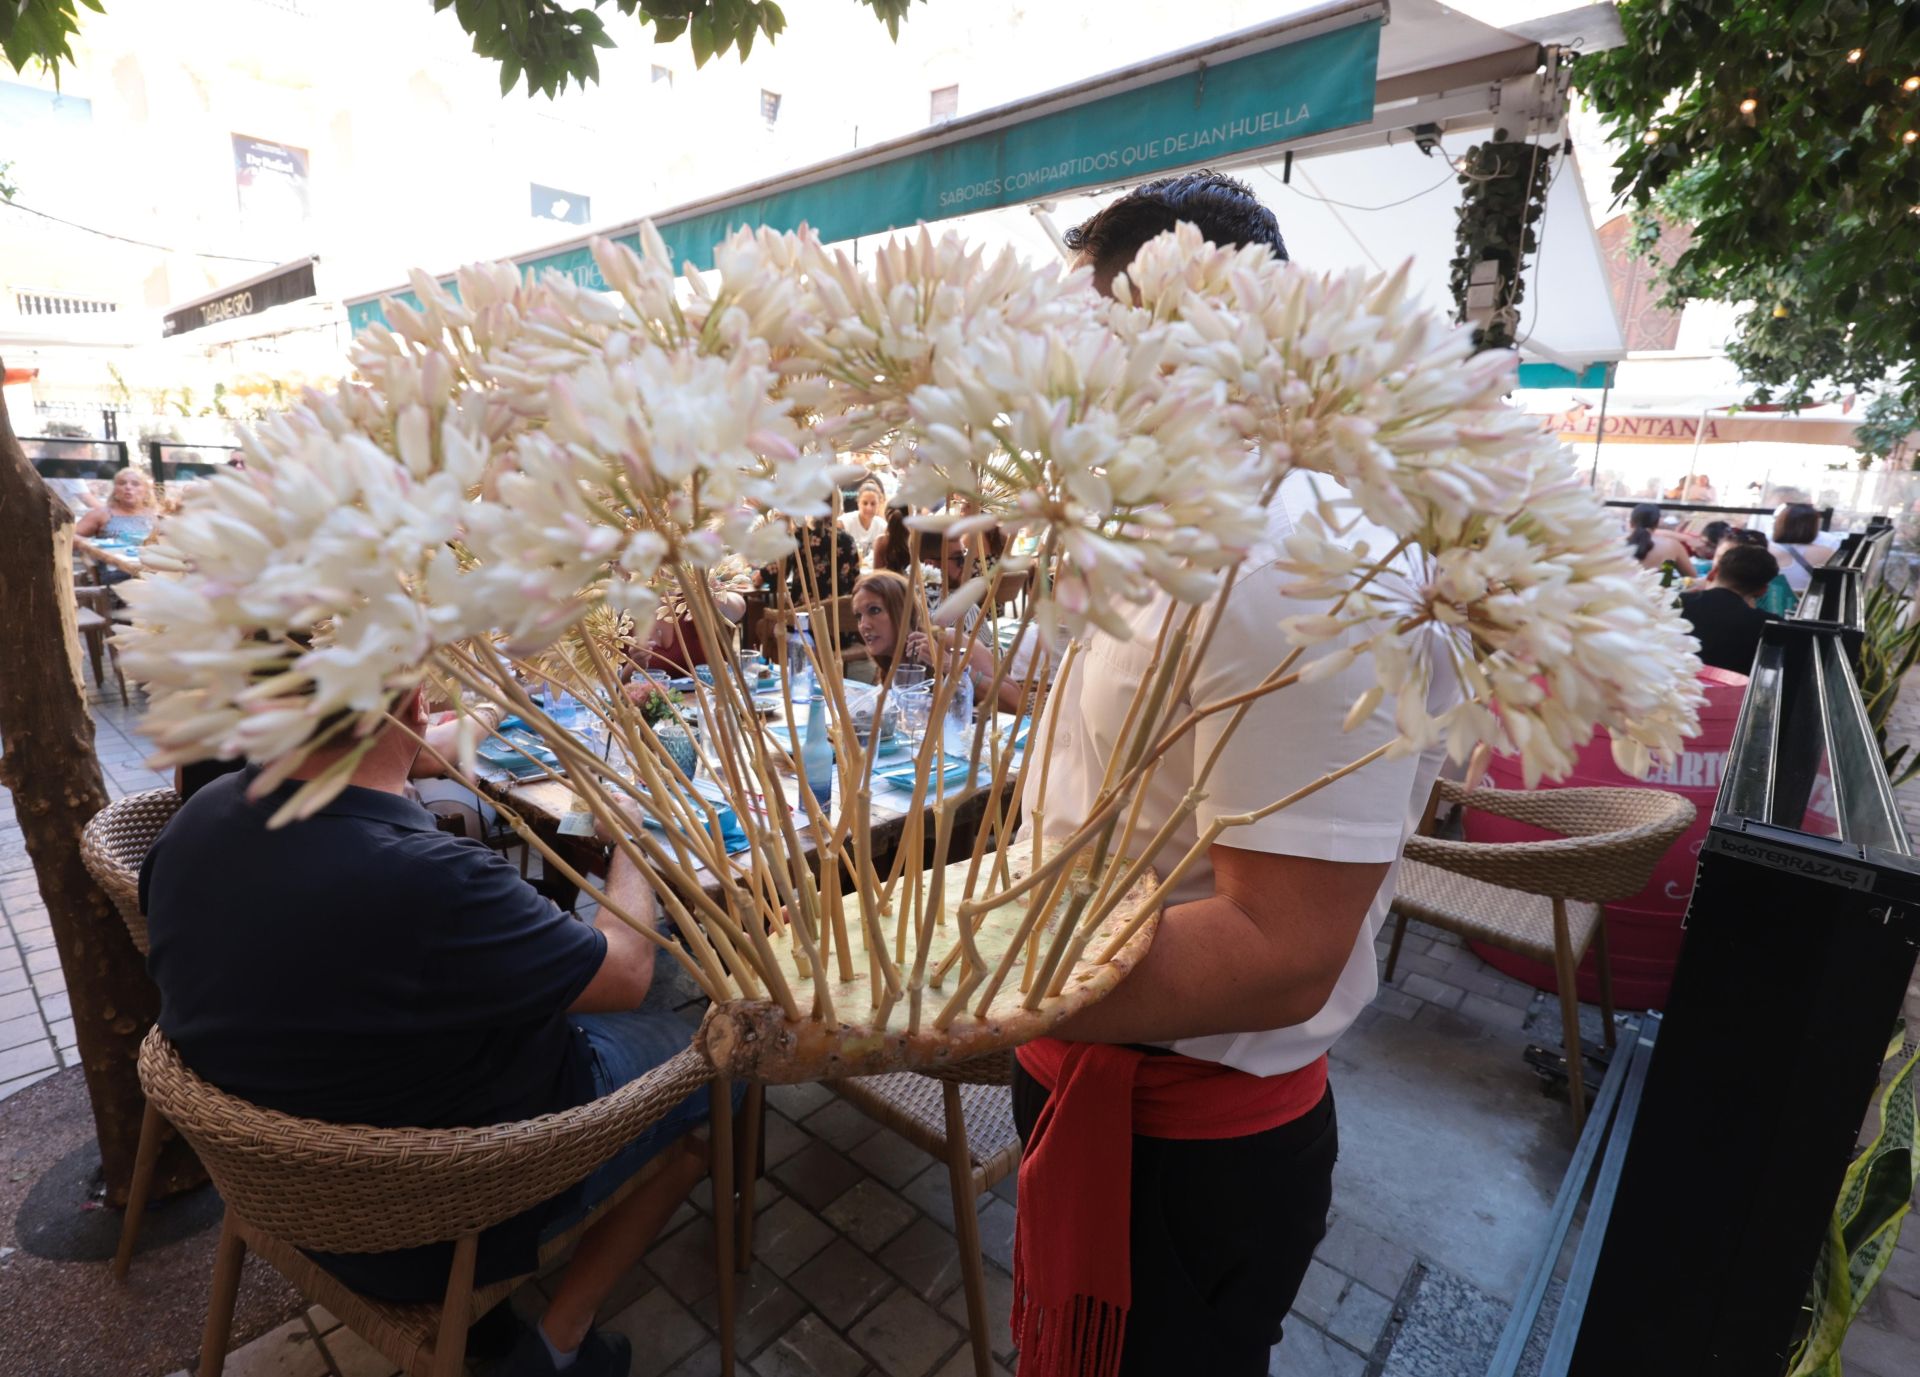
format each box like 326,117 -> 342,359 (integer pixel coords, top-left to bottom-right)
75,507 -> 109,537
1050,842 -> 1387,1045
568,849 -> 659,1012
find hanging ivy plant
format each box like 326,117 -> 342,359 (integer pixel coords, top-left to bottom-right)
1448,137 -> 1555,352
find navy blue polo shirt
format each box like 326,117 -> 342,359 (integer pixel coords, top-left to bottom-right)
141,767 -> 607,1296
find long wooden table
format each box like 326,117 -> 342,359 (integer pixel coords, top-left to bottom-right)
475,713 -> 1026,907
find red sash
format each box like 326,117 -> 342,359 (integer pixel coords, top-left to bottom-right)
1010,1037 -> 1328,1377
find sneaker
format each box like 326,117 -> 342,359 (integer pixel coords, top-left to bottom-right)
499,1320 -> 632,1376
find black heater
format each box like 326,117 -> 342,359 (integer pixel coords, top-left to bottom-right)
1567,618 -> 1920,1373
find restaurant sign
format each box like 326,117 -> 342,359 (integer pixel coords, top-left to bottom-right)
163,258 -> 319,339
1544,409 -> 1862,448
348,13 -> 1381,333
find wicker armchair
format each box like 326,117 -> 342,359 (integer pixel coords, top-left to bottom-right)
139,1028 -> 737,1377
1385,779 -> 1693,1129
822,1054 -> 1021,1377
79,788 -> 183,1278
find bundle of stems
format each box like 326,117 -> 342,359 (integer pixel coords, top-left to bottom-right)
399,508 -> 1411,1080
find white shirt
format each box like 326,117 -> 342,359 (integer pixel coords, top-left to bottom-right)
840,510 -> 884,558
1024,471 -> 1454,1077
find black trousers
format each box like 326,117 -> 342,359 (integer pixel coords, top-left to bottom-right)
1012,1061 -> 1338,1377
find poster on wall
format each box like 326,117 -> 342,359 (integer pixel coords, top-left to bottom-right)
232,133 -> 310,230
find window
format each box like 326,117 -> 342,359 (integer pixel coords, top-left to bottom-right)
530,183 -> 590,225
930,85 -> 958,123
760,89 -> 782,126
15,292 -> 117,316
651,64 -> 673,86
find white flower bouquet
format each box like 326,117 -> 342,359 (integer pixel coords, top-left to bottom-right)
118,223 -> 1702,1081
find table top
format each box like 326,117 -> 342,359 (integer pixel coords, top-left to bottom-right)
477,705 -> 1027,903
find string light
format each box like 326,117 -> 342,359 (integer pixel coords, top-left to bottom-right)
1739,97 -> 1758,114
1847,48 -> 1864,63
1906,130 -> 1919,144
1642,128 -> 1660,144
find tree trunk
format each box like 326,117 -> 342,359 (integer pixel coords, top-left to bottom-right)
0,363 -> 202,1204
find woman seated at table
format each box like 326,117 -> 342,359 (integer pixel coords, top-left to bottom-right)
870,501 -> 918,576
1769,501 -> 1836,595
1625,502 -> 1694,571
76,467 -> 159,584
850,570 -> 1050,713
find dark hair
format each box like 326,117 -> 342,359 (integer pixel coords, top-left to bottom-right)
1773,502 -> 1820,546
875,503 -> 916,575
1065,170 -> 1286,285
1627,503 -> 1663,561
1714,544 -> 1780,599
1699,520 -> 1731,549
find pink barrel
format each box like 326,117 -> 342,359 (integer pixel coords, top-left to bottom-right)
1463,669 -> 1748,1010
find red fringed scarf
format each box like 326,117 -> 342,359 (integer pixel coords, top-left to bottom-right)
1011,1038 -> 1329,1377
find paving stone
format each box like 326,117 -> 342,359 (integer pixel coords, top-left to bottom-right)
754,1314 -> 867,1377
804,1097 -> 882,1152
48,1017 -> 75,1049
1315,1217 -> 1417,1300
1328,1281 -> 1396,1356
762,1109 -> 812,1167
29,964 -> 65,997
1371,986 -> 1421,1020
317,1323 -> 401,1377
850,1126 -> 932,1189
977,1197 -> 1017,1274
878,1215 -> 967,1303
939,1263 -> 1015,1364
38,989 -> 71,1021
24,946 -> 60,974
0,987 -> 37,1023
0,952 -> 25,982
602,1286 -> 710,1377
661,1339 -> 729,1377
0,1066 -> 58,1102
646,1218 -> 720,1305
821,1178 -> 918,1254
849,1286 -> 962,1377
750,1195 -> 836,1278
219,1317 -> 332,1377
1457,991 -> 1527,1033
930,1350 -> 1012,1377
1291,1259 -> 1349,1330
1269,1322 -> 1366,1377
0,1011 -> 46,1053
692,1261 -> 807,1359
788,1237 -> 895,1329
306,1306 -> 341,1335
770,1138 -> 868,1213
767,1081 -> 834,1120
0,1038 -> 56,1082
1397,973 -> 1464,1010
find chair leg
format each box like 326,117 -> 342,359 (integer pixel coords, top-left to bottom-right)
198,1212 -> 247,1377
711,1075 -> 738,1377
940,1080 -> 993,1377
112,1099 -> 166,1280
735,1083 -> 764,1273
1593,908 -> 1618,1051
1383,908 -> 1412,983
1550,898 -> 1587,1133
429,1233 -> 478,1377
84,628 -> 105,689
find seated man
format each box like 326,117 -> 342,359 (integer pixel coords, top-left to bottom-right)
1680,542 -> 1780,674
142,687 -> 709,1377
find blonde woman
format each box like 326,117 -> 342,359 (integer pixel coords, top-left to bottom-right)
76,467 -> 159,543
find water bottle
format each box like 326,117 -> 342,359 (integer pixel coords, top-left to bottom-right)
787,611 -> 816,706
943,665 -> 974,757
549,688 -> 580,731
802,687 -> 834,808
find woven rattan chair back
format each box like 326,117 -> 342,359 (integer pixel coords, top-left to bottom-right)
80,787 -> 181,957
1406,780 -> 1694,904
139,1028 -> 713,1254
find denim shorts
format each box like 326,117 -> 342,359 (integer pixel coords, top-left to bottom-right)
537,997 -> 741,1241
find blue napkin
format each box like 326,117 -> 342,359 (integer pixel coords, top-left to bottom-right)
476,725 -> 560,777
636,787 -> 751,854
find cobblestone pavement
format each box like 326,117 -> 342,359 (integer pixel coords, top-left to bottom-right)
2,680 -> 1917,1375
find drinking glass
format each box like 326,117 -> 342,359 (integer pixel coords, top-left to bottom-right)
892,684 -> 933,751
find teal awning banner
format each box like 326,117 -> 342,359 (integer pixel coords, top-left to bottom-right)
348,16 -> 1381,334
1516,361 -> 1616,390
